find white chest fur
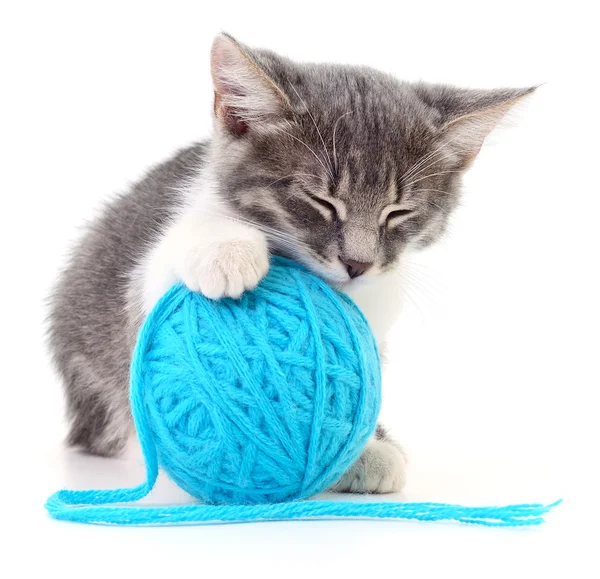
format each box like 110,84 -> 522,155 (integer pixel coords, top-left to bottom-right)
342,271 -> 404,347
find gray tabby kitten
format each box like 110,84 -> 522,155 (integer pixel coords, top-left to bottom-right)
48,33 -> 533,493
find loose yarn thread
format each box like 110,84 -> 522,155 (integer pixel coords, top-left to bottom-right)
46,491 -> 562,527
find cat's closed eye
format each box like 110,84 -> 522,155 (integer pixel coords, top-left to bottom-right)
383,208 -> 416,227
308,193 -> 338,216
387,208 -> 414,220
298,185 -> 342,221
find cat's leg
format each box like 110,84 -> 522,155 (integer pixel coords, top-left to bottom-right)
51,274 -> 138,457
331,425 -> 407,493
60,351 -> 133,457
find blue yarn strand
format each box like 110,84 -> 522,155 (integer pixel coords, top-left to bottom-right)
45,492 -> 562,527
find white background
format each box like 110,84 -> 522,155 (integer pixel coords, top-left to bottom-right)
1,1 -> 598,577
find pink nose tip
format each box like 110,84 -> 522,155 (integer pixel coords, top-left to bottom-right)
340,258 -> 373,279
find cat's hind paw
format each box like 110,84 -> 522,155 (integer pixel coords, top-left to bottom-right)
331,437 -> 407,494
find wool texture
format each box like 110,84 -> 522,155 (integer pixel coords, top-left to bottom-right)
45,257 -> 561,526
140,256 -> 382,504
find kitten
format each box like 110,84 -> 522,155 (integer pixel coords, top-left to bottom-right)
48,33 -> 533,494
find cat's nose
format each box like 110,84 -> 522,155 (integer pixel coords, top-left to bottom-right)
340,258 -> 373,279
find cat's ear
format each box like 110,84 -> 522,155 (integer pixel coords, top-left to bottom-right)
210,34 -> 289,136
416,84 -> 536,165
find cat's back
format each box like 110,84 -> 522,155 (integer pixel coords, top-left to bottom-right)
48,142 -> 208,371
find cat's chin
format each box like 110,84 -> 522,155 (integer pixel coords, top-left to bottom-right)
333,274 -> 380,292
298,260 -> 383,291
315,263 -> 388,290
274,251 -> 348,287
305,264 -> 349,288
310,269 -> 376,292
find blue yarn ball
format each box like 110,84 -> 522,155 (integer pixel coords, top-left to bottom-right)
131,257 -> 381,505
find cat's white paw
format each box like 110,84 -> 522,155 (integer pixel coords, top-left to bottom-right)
331,438 -> 407,494
181,229 -> 269,299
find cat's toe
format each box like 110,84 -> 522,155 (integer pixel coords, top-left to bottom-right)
331,438 -> 407,494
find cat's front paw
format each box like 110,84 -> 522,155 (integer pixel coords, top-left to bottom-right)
180,228 -> 269,299
331,438 -> 407,494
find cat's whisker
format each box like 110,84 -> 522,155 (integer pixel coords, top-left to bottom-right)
398,280 -> 427,322
403,170 -> 463,188
186,205 -> 313,250
409,188 -> 453,196
262,183 -> 323,210
287,81 -> 336,182
401,149 -> 442,184
241,221 -> 314,251
400,133 -> 467,184
404,272 -> 446,298
332,110 -> 352,174
391,265 -> 441,317
400,258 -> 449,293
418,199 -> 451,215
400,139 -> 452,184
401,276 -> 438,315
400,263 -> 440,289
403,150 -> 464,186
245,223 -> 311,249
264,173 -> 323,189
273,127 -> 334,182
402,151 -> 455,187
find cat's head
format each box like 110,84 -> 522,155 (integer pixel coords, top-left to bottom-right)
208,33 -> 533,286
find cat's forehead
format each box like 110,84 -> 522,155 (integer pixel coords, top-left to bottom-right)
288,74 -> 435,180
295,66 -> 434,136
333,156 -> 398,209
